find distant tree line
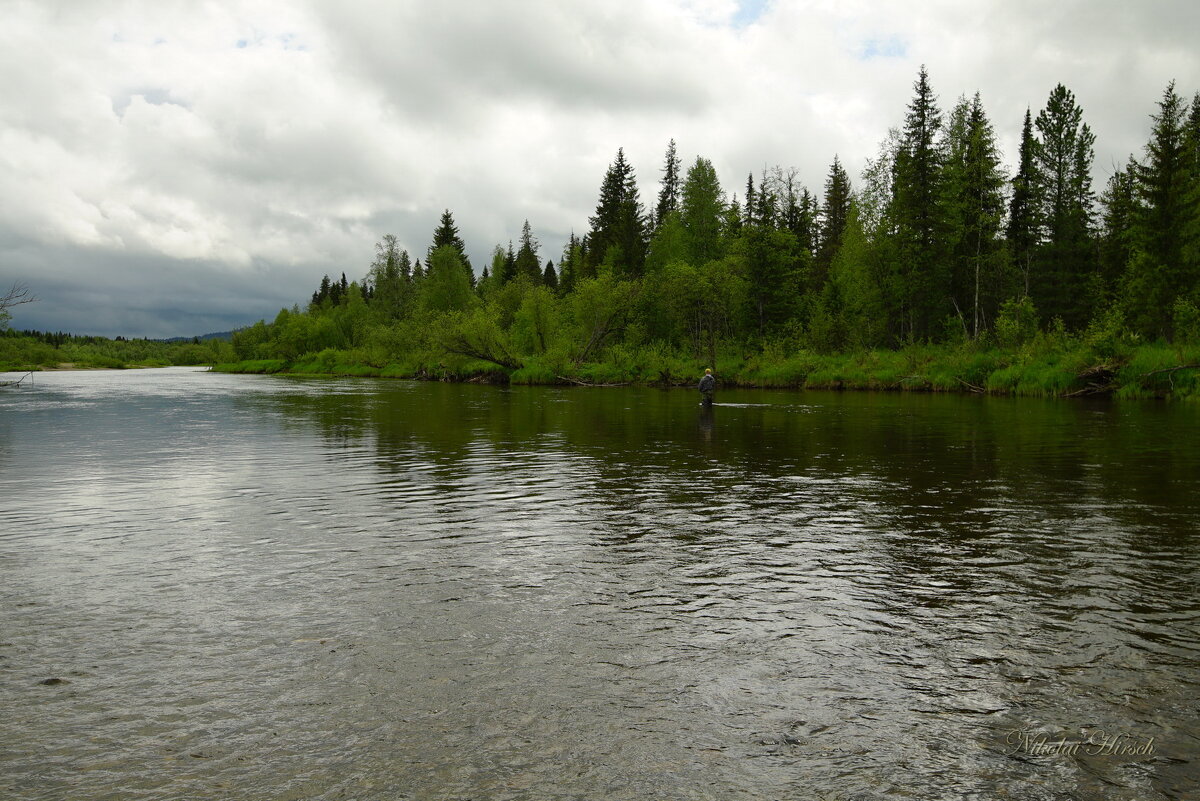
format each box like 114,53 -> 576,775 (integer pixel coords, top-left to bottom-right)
231,69 -> 1200,374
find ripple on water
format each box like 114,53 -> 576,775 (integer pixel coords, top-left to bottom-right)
1,370 -> 1198,800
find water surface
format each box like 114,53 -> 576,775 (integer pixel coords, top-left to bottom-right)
1,368 -> 1197,800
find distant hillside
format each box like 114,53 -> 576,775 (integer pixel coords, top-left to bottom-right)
160,330 -> 237,343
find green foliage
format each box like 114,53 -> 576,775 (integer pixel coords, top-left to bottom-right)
514,220 -> 542,283
891,65 -> 951,341
1031,83 -> 1098,328
439,306 -> 520,370
1120,82 -> 1200,339
1082,307 -> 1134,359
654,139 -> 682,230
510,284 -> 561,356
427,209 -> 473,278
1172,296 -> 1200,343
421,245 -> 477,313
679,157 -> 726,265
588,148 -> 647,277
0,329 -> 233,371
567,273 -> 639,363
994,296 -> 1039,350
206,82 -> 1200,400
644,211 -> 687,274
1117,343 -> 1200,399
942,92 -> 1008,339
814,155 -> 851,286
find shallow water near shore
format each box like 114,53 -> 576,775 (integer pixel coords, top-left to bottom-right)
1,367 -> 1198,800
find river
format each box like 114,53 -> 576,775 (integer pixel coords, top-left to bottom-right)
1,367 -> 1197,800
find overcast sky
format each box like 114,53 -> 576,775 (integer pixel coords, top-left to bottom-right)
1,0 -> 1197,338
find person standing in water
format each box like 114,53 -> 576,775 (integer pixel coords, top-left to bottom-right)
698,368 -> 715,405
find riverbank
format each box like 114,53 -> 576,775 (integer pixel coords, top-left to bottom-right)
211,340 -> 1200,400
0,331 -> 233,372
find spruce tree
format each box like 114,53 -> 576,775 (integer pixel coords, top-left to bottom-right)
428,209 -> 474,286
515,220 -> 542,283
420,245 -> 475,313
558,232 -> 583,295
1008,109 -> 1040,296
891,65 -> 950,340
543,260 -> 558,291
754,169 -> 777,228
743,174 -> 756,228
654,139 -> 682,232
1099,161 -> 1138,299
815,155 -> 852,292
1125,82 -> 1200,336
1183,93 -> 1200,283
942,93 -> 1006,337
1033,83 -> 1097,328
724,195 -> 743,239
587,148 -> 647,276
795,188 -> 819,258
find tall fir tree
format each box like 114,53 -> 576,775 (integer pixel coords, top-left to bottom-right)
942,93 -> 1007,337
420,245 -> 475,313
1183,93 -> 1200,282
736,172 -> 800,337
815,155 -> 852,293
654,139 -> 682,232
1124,82 -> 1200,336
587,148 -> 648,276
515,219 -> 542,283
1099,160 -> 1138,301
775,169 -> 817,298
891,65 -> 950,340
428,209 -> 474,287
558,232 -> 584,295
1007,109 -> 1040,297
722,196 -> 744,252
1032,83 -> 1097,328
754,169 -> 777,228
743,173 -> 756,228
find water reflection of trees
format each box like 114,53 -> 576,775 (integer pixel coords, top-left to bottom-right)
244,379 -> 1200,544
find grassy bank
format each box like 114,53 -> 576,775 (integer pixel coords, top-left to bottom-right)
211,338 -> 1200,400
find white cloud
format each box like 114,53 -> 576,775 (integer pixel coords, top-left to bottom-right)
0,0 -> 1197,337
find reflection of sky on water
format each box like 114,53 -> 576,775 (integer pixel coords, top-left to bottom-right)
1,368 -> 1197,800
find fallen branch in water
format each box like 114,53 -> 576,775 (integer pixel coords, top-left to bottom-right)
1141,364 -> 1200,377
1062,363 -> 1120,397
0,371 -> 34,388
1139,363 -> 1200,392
556,375 -> 630,387
1063,382 -> 1113,398
956,377 -> 985,393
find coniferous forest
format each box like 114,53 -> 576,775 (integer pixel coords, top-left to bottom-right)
213,70 -> 1200,398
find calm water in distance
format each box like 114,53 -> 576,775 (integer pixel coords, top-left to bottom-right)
1,367 -> 1198,800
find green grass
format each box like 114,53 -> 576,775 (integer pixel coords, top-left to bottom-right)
204,338 -> 1200,400
211,359 -> 289,374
